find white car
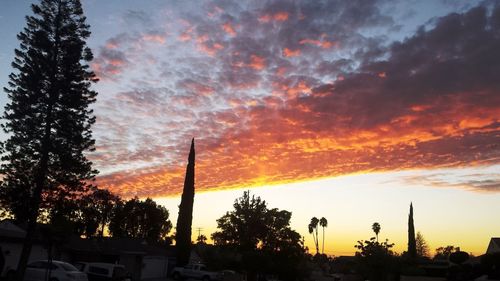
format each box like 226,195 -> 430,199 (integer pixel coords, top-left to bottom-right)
25,260 -> 88,281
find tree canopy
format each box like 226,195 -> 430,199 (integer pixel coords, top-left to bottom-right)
109,197 -> 172,242
0,0 -> 98,278
211,191 -> 306,281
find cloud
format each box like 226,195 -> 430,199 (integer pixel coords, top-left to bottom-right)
401,169 -> 500,193
89,1 -> 500,197
92,46 -> 129,79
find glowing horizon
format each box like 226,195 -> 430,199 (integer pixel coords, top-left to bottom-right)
154,167 -> 500,257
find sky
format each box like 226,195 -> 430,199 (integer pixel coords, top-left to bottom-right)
0,0 -> 499,256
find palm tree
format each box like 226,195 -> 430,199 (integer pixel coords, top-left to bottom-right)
372,222 -> 381,242
308,217 -> 319,254
319,217 -> 328,254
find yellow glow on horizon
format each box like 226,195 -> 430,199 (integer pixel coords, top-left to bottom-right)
154,166 -> 500,257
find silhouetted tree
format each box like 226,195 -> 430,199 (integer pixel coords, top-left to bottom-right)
319,217 -> 328,254
75,188 -> 120,237
434,245 -> 460,260
355,237 -> 396,281
109,197 -> 172,242
0,1 -> 97,279
263,208 -> 303,253
211,191 -> 267,250
408,203 -> 416,259
176,139 -> 195,266
196,234 -> 207,244
372,222 -> 381,242
211,191 -> 305,281
449,251 -> 469,264
415,231 -> 429,257
308,217 -> 320,255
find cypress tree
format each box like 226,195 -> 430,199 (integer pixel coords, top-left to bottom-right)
0,1 -> 97,279
175,138 -> 195,266
408,202 -> 417,258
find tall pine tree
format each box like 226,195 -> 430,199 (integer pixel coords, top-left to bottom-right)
175,139 -> 195,266
408,202 -> 417,259
0,0 -> 97,279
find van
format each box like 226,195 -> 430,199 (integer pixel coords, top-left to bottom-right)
74,262 -> 131,281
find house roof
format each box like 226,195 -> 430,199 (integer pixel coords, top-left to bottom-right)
491,238 -> 500,247
65,236 -> 175,257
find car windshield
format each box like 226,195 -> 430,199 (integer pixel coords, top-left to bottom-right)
60,263 -> 79,272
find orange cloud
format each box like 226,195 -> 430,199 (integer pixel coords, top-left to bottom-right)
299,38 -> 337,49
259,11 -> 289,22
105,42 -> 118,49
222,23 -> 236,36
196,34 -> 224,56
274,12 -> 289,21
283,48 -> 301,57
142,34 -> 166,44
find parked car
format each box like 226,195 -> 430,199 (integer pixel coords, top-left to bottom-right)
172,264 -> 222,281
24,260 -> 88,281
73,262 -> 130,281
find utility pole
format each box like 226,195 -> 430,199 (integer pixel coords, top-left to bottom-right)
196,227 -> 203,238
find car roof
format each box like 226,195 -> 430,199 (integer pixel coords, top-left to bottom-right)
30,260 -> 70,264
86,262 -> 125,268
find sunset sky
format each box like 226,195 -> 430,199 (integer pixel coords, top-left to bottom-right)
0,0 -> 499,256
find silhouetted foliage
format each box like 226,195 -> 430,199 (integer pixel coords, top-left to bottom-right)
355,237 -> 396,281
434,245 -> 460,260
449,251 -> 469,265
448,251 -> 471,281
0,0 -> 97,278
109,197 -> 172,242
211,191 -> 306,281
196,234 -> 207,244
308,217 -> 320,255
176,138 -> 195,266
76,188 -> 120,237
319,217 -> 328,254
372,222 -> 381,242
408,203 -> 417,259
212,191 -> 268,250
415,231 -> 429,257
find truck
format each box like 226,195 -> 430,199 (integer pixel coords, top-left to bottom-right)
171,264 -> 221,281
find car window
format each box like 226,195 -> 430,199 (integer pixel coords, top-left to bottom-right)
28,261 -> 57,269
42,262 -> 58,270
27,262 -> 44,268
89,266 -> 109,276
60,263 -> 79,272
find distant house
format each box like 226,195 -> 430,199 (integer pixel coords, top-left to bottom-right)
0,220 -> 177,281
0,220 -> 55,278
62,236 -> 176,281
486,238 -> 500,254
